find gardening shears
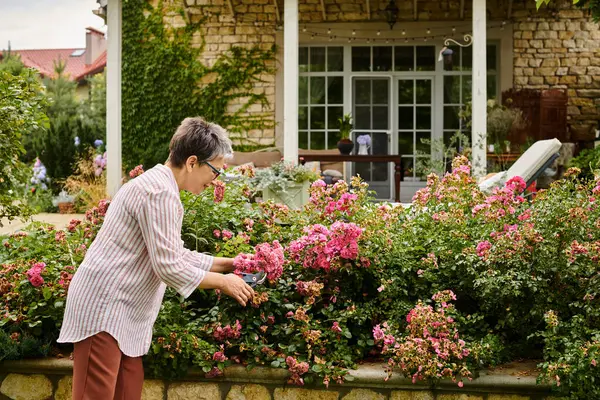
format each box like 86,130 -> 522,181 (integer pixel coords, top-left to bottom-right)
241,272 -> 267,287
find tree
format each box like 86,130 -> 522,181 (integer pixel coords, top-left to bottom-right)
0,68 -> 48,223
536,0 -> 600,21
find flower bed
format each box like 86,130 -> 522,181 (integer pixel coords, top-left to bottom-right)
1,159 -> 599,399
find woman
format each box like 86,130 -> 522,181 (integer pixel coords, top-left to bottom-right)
58,117 -> 254,399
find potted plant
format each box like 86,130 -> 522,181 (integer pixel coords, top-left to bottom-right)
249,160 -> 320,209
52,190 -> 75,214
337,114 -> 354,155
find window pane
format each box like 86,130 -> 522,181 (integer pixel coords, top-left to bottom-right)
299,131 -> 308,149
398,133 -> 413,155
373,106 -> 389,130
487,75 -> 497,100
310,132 -> 326,150
310,77 -> 326,104
355,79 -> 371,104
462,45 -> 472,71
394,46 -> 413,71
373,46 -> 393,71
462,76 -> 472,103
299,47 -> 309,73
355,106 -> 371,129
487,45 -> 497,73
416,107 -> 431,129
310,106 -> 325,129
352,47 -> 371,71
416,46 -> 435,71
328,131 -> 341,149
398,106 -> 413,130
328,106 -> 343,129
398,80 -> 413,105
299,76 -> 308,104
298,106 -> 308,129
415,79 -> 431,104
402,157 -> 415,179
444,76 -> 460,104
327,77 -> 344,104
328,47 -> 343,71
444,106 -> 460,130
310,47 -> 326,72
372,79 -> 389,105
416,132 -> 431,153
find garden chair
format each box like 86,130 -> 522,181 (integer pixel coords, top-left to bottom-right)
478,138 -> 562,194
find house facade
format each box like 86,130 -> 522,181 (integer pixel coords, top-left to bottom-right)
132,0 -> 600,200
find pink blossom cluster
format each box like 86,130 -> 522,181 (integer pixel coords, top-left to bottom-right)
212,180 -> 226,203
26,262 -> 46,287
214,229 -> 233,240
233,241 -> 285,281
213,320 -> 242,341
475,240 -> 492,258
287,222 -> 363,271
566,240 -> 600,263
128,165 -> 144,178
472,177 -> 527,220
286,356 -> 310,385
234,164 -> 256,177
212,345 -> 228,362
412,158 -> 478,207
58,269 -> 74,289
308,180 -> 360,217
593,179 -> 600,195
84,199 -> 110,225
376,291 -> 472,387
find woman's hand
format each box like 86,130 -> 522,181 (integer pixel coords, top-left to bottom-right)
220,273 -> 254,306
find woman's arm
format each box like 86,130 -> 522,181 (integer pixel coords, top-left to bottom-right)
210,256 -> 235,273
198,272 -> 254,306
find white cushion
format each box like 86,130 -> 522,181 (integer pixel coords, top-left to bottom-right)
505,138 -> 562,183
323,169 -> 343,178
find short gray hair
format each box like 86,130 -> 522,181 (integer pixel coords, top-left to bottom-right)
169,117 -> 233,168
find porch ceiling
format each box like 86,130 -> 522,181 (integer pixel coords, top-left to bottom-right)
221,0 -> 513,24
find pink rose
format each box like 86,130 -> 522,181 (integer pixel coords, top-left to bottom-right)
29,274 -> 44,287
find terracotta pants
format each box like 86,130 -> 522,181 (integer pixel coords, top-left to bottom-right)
72,332 -> 144,400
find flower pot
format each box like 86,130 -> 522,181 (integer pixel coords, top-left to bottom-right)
262,181 -> 311,210
337,139 -> 354,155
357,143 -> 370,155
58,202 -> 74,214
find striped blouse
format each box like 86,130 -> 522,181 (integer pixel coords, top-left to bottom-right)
58,164 -> 213,357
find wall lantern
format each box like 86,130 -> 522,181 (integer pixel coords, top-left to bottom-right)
384,0 -> 399,30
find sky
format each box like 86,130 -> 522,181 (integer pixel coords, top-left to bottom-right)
0,0 -> 105,51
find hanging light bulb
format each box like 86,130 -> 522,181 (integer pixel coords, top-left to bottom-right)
452,26 -> 456,33
402,29 -> 406,35
327,27 -> 332,34
352,29 -> 356,36
311,34 -> 315,40
348,37 -> 352,43
427,27 -> 431,34
302,25 -> 307,32
404,38 -> 408,43
377,30 -> 381,36
329,36 -> 333,41
386,39 -> 390,43
501,21 -> 506,30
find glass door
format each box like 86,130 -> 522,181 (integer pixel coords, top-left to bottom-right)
397,78 -> 434,183
351,77 -> 391,200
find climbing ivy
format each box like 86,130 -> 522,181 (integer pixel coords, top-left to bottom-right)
122,0 -> 277,170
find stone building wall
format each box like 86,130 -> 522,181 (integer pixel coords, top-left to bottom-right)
511,0 -> 600,142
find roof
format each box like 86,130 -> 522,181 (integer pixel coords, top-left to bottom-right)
9,48 -> 106,82
74,50 -> 107,81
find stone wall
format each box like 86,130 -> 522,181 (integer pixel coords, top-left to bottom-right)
0,359 -> 562,400
511,0 -> 600,143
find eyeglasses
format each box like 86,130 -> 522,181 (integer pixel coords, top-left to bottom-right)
203,161 -> 223,179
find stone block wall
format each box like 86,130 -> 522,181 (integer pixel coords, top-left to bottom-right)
0,372 -> 564,400
511,0 -> 600,141
0,360 -> 562,400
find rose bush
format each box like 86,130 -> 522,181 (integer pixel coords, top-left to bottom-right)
1,160 -> 599,398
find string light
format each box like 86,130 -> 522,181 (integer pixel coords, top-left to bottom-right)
302,25 -> 307,32
427,27 -> 431,34
298,21 -> 509,44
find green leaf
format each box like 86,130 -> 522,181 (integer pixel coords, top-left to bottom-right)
42,287 -> 52,300
54,301 -> 64,308
271,360 -> 280,368
311,364 -> 323,373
